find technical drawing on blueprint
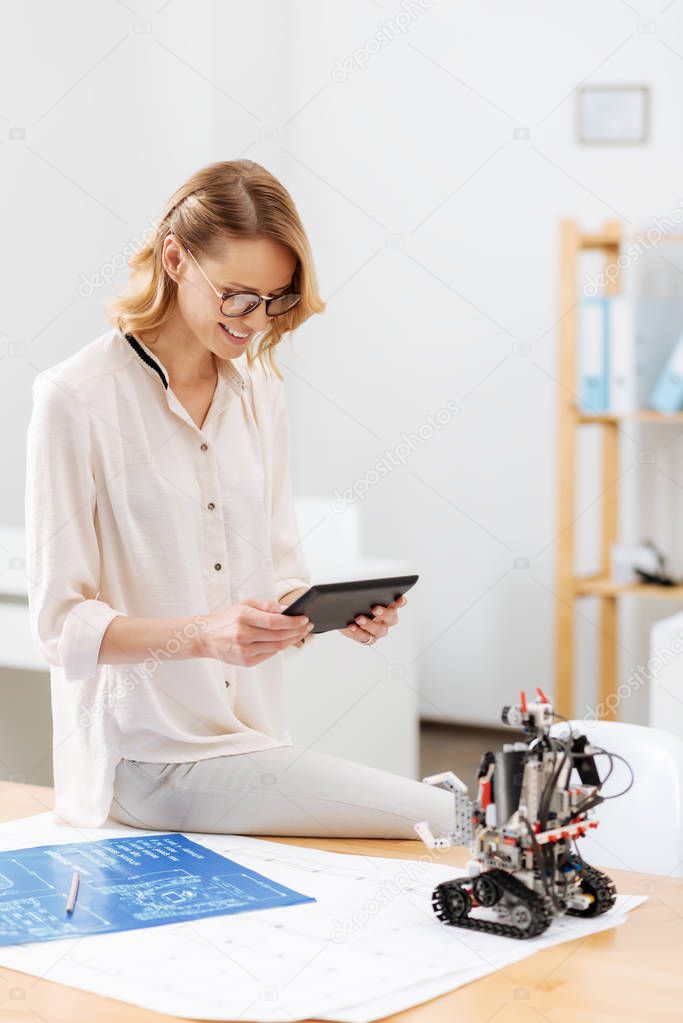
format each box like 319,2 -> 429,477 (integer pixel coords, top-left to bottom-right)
0,832 -> 315,946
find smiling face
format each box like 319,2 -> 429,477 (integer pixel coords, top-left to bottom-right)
163,232 -> 298,360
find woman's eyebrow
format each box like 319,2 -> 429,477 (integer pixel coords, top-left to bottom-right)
222,280 -> 292,294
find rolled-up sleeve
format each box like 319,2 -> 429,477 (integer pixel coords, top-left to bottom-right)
25,373 -> 125,682
268,376 -> 312,605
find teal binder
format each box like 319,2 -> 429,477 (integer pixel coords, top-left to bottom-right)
579,297 -> 609,413
650,331 -> 683,412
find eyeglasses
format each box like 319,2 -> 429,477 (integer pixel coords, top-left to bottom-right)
180,241 -> 302,318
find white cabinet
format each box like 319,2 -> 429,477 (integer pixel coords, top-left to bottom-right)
283,498 -> 420,779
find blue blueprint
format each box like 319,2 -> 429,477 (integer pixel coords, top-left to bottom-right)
0,832 -> 316,947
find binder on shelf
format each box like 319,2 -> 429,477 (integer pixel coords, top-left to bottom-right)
609,295 -> 683,413
578,297 -> 609,413
650,331 -> 683,412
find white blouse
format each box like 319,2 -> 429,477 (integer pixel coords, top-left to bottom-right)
25,326 -> 313,828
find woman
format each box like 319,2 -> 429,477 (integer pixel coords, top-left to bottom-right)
25,159 -> 453,838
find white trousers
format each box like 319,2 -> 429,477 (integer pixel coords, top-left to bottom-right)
109,745 -> 455,840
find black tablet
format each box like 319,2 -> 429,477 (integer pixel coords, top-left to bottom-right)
281,575 -> 419,634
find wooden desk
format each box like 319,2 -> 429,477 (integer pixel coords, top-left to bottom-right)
0,781 -> 678,1023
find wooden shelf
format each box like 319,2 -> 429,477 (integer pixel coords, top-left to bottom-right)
577,409 -> 683,425
580,228 -> 621,249
574,576 -> 683,599
555,220 -> 683,719
556,219 -> 683,720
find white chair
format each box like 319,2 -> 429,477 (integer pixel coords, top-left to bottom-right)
550,719 -> 683,877
649,611 -> 683,741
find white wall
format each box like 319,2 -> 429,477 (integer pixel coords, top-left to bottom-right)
278,0 -> 683,726
4,1 -> 683,731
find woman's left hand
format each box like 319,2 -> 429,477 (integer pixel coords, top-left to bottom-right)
339,594 -> 407,647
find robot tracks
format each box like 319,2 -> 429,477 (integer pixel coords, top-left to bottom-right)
431,863 -> 616,939
566,863 -> 617,918
431,868 -> 553,939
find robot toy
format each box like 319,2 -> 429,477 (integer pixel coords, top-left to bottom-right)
415,689 -> 626,939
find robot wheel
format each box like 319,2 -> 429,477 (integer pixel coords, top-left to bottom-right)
431,869 -> 552,940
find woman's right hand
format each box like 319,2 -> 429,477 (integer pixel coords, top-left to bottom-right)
196,598 -> 314,666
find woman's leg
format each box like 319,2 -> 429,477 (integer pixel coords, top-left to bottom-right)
109,746 -> 455,839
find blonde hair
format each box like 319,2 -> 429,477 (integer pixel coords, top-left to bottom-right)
105,160 -> 325,379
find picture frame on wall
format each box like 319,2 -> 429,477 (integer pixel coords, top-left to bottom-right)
576,85 -> 650,144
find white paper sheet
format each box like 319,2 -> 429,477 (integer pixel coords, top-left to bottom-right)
0,812 -> 645,1021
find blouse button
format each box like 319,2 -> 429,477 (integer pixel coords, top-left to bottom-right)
200,442 -> 208,452
214,563 -> 222,571
224,679 -> 230,688
207,501 -> 215,511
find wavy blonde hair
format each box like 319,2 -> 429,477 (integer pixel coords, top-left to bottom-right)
105,160 -> 325,380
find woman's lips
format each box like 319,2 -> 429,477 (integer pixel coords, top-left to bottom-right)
218,322 -> 250,345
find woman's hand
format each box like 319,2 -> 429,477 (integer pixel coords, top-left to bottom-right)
338,593 -> 407,647
196,598 -> 313,666
279,587 -> 314,649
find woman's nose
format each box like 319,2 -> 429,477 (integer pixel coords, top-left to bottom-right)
241,303 -> 271,332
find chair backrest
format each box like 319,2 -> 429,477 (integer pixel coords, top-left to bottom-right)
550,719 -> 683,877
649,611 -> 683,741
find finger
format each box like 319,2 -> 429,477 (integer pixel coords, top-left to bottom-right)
370,605 -> 398,626
350,617 -> 388,639
240,599 -> 310,630
241,622 -> 313,644
344,626 -> 373,644
353,614 -> 385,635
292,631 -> 317,649
240,634 -> 306,658
242,598 -> 283,612
339,625 -> 371,643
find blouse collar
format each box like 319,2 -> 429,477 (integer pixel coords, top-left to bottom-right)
123,331 -> 246,398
